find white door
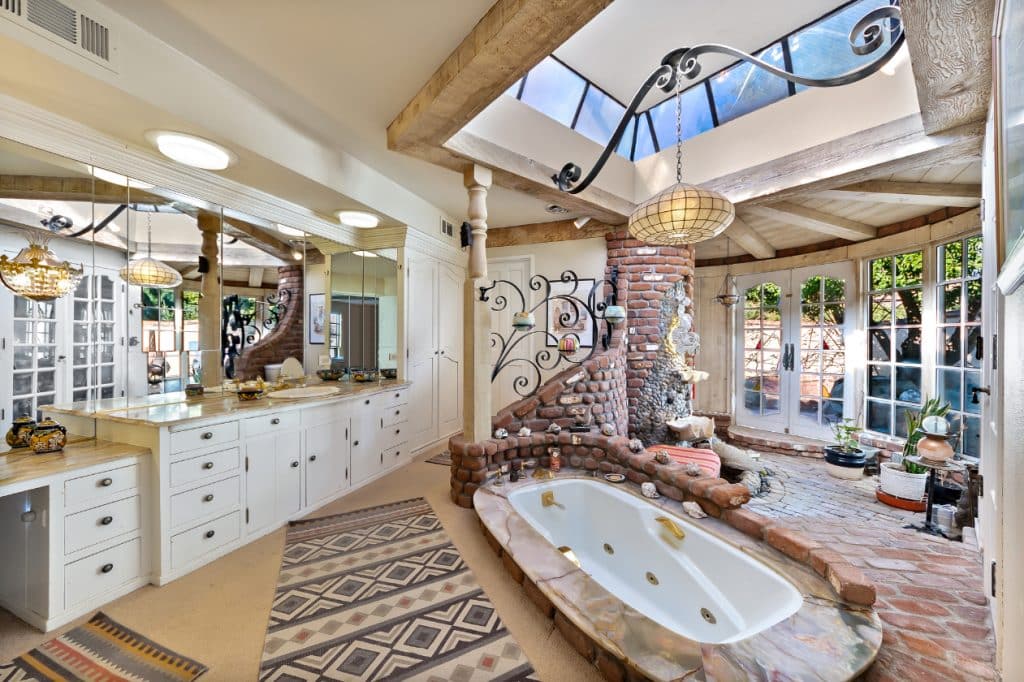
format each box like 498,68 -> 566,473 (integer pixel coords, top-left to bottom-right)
437,263 -> 463,436
735,272 -> 789,433
406,255 -> 438,445
245,435 -> 277,534
68,270 -> 123,404
487,256 -> 532,413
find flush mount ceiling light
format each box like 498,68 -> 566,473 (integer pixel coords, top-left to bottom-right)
92,168 -> 154,190
352,250 -> 378,258
0,232 -> 84,301
146,131 -> 236,170
276,223 -> 305,237
120,212 -> 182,289
336,210 -> 379,228
552,5 -> 904,246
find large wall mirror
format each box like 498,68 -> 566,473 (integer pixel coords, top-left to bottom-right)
325,248 -> 399,377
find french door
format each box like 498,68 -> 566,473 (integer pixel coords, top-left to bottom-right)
735,262 -> 856,439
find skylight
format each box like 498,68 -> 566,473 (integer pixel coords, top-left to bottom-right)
504,0 -> 895,162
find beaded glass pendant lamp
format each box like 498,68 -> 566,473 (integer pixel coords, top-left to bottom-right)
120,212 -> 182,289
0,232 -> 84,301
627,82 -> 734,246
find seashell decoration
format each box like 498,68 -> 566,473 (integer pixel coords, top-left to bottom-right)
547,423 -> 562,434
518,426 -> 532,437
654,450 -> 671,465
628,438 -> 644,453
686,462 -> 703,477
493,428 -> 509,439
600,423 -> 616,436
682,501 -> 708,519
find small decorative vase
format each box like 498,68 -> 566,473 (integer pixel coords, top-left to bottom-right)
549,448 -> 561,472
604,305 -> 626,324
558,335 -> 578,354
917,433 -> 954,463
512,311 -> 535,331
6,415 -> 36,449
29,418 -> 66,454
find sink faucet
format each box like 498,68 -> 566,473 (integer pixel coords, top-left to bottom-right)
655,516 -> 685,541
541,491 -> 564,509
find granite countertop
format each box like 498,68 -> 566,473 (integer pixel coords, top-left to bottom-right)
474,472 -> 882,682
44,380 -> 411,428
0,438 -> 150,491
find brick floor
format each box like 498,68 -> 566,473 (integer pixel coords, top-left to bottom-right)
748,454 -> 998,681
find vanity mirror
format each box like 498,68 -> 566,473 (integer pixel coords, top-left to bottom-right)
325,248 -> 398,379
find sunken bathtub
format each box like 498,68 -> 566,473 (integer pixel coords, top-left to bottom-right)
474,475 -> 882,681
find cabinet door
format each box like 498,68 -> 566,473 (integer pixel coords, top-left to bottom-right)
407,256 -> 438,362
437,263 -> 463,437
275,433 -> 302,519
406,356 -> 437,445
245,434 -> 277,535
437,354 -> 461,437
350,415 -> 381,485
305,418 -> 350,507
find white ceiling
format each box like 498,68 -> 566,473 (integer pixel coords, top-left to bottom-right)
556,0 -> 851,108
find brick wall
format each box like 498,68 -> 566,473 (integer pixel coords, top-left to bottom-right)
604,230 -> 696,436
234,264 -> 304,379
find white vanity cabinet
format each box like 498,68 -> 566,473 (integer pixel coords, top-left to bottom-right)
303,407 -> 350,508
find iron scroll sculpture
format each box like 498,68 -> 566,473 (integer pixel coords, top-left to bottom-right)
552,5 -> 905,194
480,267 -> 620,399
222,289 -> 291,379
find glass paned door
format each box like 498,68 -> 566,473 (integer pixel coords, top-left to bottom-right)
736,273 -> 788,431
10,296 -> 60,421
71,272 -> 121,403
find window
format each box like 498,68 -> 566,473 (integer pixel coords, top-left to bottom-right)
71,275 -> 117,402
11,296 -> 57,420
649,84 -> 715,150
936,236 -> 983,457
575,86 -> 626,147
710,42 -> 789,124
615,115 -> 637,159
517,57 -> 587,126
633,114 -> 657,159
866,251 -> 924,437
141,287 -> 177,352
742,282 -> 783,417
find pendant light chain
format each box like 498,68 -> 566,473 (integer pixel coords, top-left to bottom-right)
675,73 -> 683,184
147,211 -> 153,258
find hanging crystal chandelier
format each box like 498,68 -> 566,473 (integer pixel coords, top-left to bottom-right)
120,211 -> 182,289
0,232 -> 85,301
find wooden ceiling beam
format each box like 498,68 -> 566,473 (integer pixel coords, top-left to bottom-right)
247,267 -> 264,287
900,0 -> 995,135
0,174 -> 169,205
486,218 -> 613,248
726,216 -> 776,259
743,201 -> 877,241
814,180 -> 981,207
222,216 -> 294,263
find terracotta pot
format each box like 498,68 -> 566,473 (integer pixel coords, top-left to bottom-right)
917,433 -> 954,463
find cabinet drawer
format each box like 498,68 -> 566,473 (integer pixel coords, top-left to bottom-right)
381,403 -> 408,428
170,476 -> 240,529
169,447 -> 240,489
302,403 -> 340,428
169,421 -> 239,455
65,495 -> 141,555
170,511 -> 240,571
380,388 -> 408,409
380,423 -> 407,449
383,442 -> 409,467
64,464 -> 138,511
243,410 -> 301,437
65,537 -> 141,609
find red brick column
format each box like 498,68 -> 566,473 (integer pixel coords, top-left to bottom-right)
234,264 -> 304,379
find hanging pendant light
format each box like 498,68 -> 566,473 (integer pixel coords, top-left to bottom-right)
715,240 -> 741,307
120,211 -> 182,289
628,80 -> 734,246
0,232 -> 84,301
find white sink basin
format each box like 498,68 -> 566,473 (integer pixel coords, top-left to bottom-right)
265,386 -> 342,400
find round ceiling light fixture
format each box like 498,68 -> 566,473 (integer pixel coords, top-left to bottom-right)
276,224 -> 305,237
146,131 -> 236,170
336,210 -> 379,228
92,168 -> 154,190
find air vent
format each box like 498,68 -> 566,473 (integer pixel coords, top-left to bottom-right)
545,204 -> 571,215
440,218 -> 455,238
1,1 -> 22,17
79,13 -> 107,60
26,0 -> 75,44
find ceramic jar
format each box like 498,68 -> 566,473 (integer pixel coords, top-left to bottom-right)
917,432 -> 954,463
603,305 -> 626,324
512,311 -> 535,330
5,415 -> 36,449
558,335 -> 578,354
549,448 -> 561,472
29,418 -> 66,454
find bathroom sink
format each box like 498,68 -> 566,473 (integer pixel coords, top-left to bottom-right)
265,386 -> 342,400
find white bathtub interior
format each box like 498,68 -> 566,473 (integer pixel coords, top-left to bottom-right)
506,478 -> 804,644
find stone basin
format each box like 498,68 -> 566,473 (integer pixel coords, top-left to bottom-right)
265,386 -> 342,400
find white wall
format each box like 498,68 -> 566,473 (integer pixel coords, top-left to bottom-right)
304,260 -> 328,375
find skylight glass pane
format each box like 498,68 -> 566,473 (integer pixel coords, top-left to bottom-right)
575,87 -> 626,147
615,115 -> 636,159
518,57 -> 587,126
710,42 -> 788,124
633,115 -> 657,159
648,85 -> 714,149
789,0 -> 894,92
505,78 -> 522,97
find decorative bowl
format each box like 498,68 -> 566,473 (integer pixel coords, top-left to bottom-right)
352,370 -> 378,383
381,368 -> 398,379
317,369 -> 343,381
604,473 -> 626,483
185,384 -> 204,397
237,385 -> 264,401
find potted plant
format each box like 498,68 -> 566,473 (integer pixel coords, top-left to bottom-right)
824,418 -> 866,479
878,398 -> 950,505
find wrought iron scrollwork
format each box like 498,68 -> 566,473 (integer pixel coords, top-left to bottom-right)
552,5 -> 905,195
222,289 -> 292,379
480,267 -> 620,399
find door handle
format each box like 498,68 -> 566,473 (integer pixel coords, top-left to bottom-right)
971,386 -> 991,404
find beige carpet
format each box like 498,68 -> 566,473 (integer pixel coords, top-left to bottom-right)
0,443 -> 594,681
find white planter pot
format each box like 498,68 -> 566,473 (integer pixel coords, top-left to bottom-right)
879,462 -> 928,501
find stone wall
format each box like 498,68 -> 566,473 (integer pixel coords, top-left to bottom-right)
234,264 -> 304,380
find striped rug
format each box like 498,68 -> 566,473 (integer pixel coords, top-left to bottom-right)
424,451 -> 452,467
260,498 -> 538,681
0,612 -> 207,681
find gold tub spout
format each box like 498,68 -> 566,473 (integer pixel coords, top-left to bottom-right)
541,491 -> 564,509
655,516 -> 685,541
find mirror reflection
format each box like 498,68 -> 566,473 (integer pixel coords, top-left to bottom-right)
327,248 -> 398,379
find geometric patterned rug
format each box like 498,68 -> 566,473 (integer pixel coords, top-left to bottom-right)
424,451 -> 452,467
0,611 -> 208,681
259,498 -> 538,681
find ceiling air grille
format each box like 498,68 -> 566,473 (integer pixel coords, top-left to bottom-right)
79,13 -> 107,60
26,0 -> 75,44
0,0 -> 22,17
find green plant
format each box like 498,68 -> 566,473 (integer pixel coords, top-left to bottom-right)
830,418 -> 862,453
901,397 -> 951,472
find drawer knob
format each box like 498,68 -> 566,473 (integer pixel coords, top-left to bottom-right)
100,516 -> 113,526
100,563 -> 114,574
365,399 -> 370,405
291,461 -> 299,468
395,410 -> 400,415
203,461 -> 214,470
99,477 -> 113,487
395,451 -> 400,457
271,418 -> 280,425
309,455 -> 317,462
395,429 -> 400,435
395,393 -> 400,398
203,494 -> 214,502
201,431 -> 214,440
205,530 -> 216,539
353,440 -> 360,446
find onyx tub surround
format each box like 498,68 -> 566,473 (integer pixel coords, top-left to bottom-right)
475,472 -> 882,681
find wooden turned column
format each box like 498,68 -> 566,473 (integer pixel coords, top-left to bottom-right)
463,165 -> 492,442
197,210 -> 222,388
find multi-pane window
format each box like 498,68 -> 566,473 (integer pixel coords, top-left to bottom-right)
517,57 -> 587,127
866,251 -> 924,437
798,275 -> 847,428
710,43 -> 789,124
141,287 -> 177,352
936,236 -> 983,457
575,86 -> 626,147
742,283 -> 783,417
71,274 -> 117,402
11,297 -> 57,420
649,85 -> 714,148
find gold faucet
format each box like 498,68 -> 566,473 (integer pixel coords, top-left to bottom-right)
541,491 -> 564,509
655,516 -> 685,541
